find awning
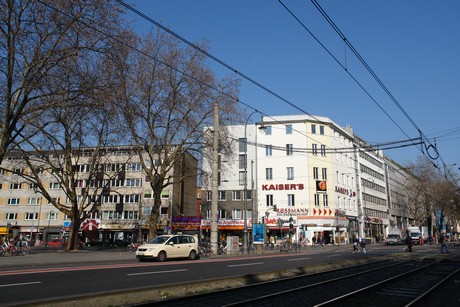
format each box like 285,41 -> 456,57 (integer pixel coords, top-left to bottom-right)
82,219 -> 99,231
0,227 -> 7,235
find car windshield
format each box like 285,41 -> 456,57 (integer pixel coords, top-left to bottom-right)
148,236 -> 171,244
388,235 -> 399,239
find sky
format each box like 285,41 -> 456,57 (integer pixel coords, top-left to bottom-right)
120,0 -> 460,174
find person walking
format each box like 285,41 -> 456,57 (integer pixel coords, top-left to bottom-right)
312,235 -> 317,248
359,236 -> 366,253
352,234 -> 359,253
269,235 -> 275,250
439,232 -> 449,254
405,230 -> 413,252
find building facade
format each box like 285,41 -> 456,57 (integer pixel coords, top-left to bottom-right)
201,114 -> 415,245
0,146 -> 198,245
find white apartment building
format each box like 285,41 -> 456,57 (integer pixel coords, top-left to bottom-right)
202,114 -> 412,245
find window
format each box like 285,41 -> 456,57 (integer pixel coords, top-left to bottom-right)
6,213 -> 18,220
266,194 -> 273,206
311,124 -> 317,134
49,182 -> 60,189
319,126 -> 325,135
206,209 -> 212,219
9,183 -> 22,190
232,209 -> 242,219
125,194 -> 140,203
46,212 -> 58,220
28,198 -> 40,205
288,194 -> 295,206
265,126 -> 272,135
144,190 -> 154,199
286,124 -> 293,134
286,144 -> 293,156
126,163 -> 141,171
125,178 -> 141,187
7,198 -> 20,205
239,154 -> 246,169
25,212 -> 38,220
314,194 -> 320,207
313,167 -> 319,180
287,167 -> 294,180
218,209 -> 226,219
239,138 -> 247,152
323,194 -> 329,207
312,144 -> 318,155
266,168 -> 273,180
265,145 -> 273,156
161,191 -> 170,199
322,168 -> 327,180
244,190 -> 252,200
232,191 -> 242,201
239,171 -> 246,185
320,145 -> 326,156
160,207 -> 168,215
218,191 -> 226,200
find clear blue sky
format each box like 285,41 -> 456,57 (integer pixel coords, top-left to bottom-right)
121,0 -> 460,173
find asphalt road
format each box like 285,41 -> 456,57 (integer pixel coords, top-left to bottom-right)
0,243 -> 456,307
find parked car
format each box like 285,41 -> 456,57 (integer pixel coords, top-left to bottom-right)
135,234 -> 200,262
384,234 -> 402,245
45,238 -> 62,247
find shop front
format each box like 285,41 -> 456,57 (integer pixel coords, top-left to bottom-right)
201,219 -> 252,245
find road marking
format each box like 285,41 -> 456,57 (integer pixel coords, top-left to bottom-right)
228,262 -> 264,268
127,269 -> 187,276
288,257 -> 311,261
0,281 -> 41,288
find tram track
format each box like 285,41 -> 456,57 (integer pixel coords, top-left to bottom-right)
139,255 -> 460,307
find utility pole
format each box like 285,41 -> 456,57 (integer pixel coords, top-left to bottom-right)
210,101 -> 219,254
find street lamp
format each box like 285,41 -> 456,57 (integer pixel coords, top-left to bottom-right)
46,210 -> 54,247
242,110 -> 259,254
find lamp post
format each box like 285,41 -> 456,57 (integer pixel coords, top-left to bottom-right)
242,110 -> 259,254
46,210 -> 54,247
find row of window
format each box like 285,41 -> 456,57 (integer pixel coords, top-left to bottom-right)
259,124 -> 326,136
205,209 -> 253,220
4,193 -> 146,206
4,210 -> 140,221
206,190 -> 252,201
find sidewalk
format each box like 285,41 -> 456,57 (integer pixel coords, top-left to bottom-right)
0,242 -> 454,269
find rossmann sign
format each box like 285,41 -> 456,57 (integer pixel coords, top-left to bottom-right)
262,183 -> 304,191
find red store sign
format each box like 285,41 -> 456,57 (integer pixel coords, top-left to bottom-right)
262,183 -> 304,191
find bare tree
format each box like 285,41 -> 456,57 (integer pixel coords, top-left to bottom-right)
0,0 -> 127,250
0,0 -> 123,164
110,31 -> 241,239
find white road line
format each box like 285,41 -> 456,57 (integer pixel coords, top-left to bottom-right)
227,262 -> 264,268
0,281 -> 41,288
288,257 -> 311,261
127,269 -> 187,276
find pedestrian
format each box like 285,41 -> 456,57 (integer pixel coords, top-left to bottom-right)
439,232 -> 449,254
269,235 -> 275,250
312,235 -> 317,248
352,234 -> 359,253
405,230 -> 413,252
359,236 -> 366,253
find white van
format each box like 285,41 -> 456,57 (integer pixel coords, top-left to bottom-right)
136,234 -> 200,262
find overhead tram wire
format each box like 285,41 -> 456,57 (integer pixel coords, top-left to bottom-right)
308,0 -> 458,182
40,0 -> 338,157
310,0 -> 438,158
114,0 -> 359,154
115,0 -> 332,127
278,0 -> 417,150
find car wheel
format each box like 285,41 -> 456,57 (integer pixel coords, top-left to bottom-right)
189,250 -> 197,260
157,251 -> 167,262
